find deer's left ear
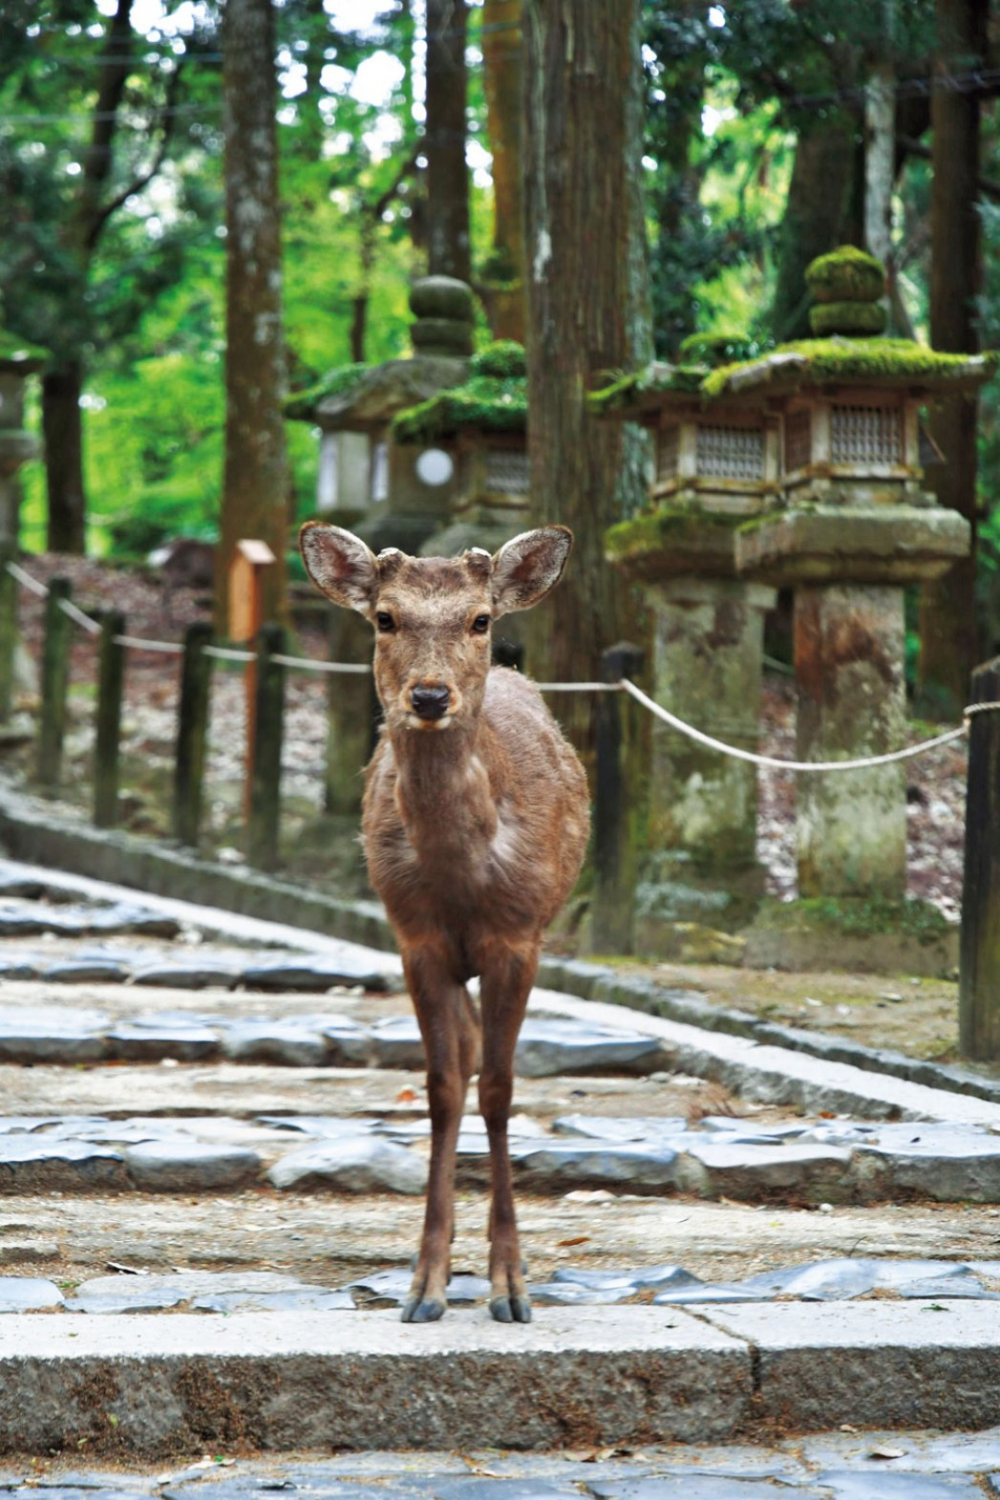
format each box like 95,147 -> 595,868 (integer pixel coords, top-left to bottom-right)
491,526 -> 573,617
299,522 -> 379,613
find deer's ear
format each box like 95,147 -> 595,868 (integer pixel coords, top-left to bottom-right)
491,526 -> 573,617
299,523 -> 379,613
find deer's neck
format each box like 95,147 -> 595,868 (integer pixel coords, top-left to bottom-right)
390,722 -> 498,862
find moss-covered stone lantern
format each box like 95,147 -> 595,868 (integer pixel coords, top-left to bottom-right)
391,340 -> 529,557
0,329 -> 48,541
285,276 -> 474,554
591,344 -> 779,934
721,322 -> 996,900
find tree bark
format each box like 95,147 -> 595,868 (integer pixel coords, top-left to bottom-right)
770,111 -> 862,342
42,362 -> 86,554
218,0 -> 290,630
918,0 -> 989,719
481,0 -> 525,340
425,0 -> 471,281
522,0 -> 651,761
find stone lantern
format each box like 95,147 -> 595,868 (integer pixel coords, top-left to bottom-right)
0,330 -> 48,541
391,341 -> 529,558
728,333 -> 994,898
592,352 -> 779,934
285,276 -> 474,554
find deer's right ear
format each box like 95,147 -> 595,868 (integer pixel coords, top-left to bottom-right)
299,523 -> 379,613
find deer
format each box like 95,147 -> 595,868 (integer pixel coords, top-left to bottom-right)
300,522 -> 590,1325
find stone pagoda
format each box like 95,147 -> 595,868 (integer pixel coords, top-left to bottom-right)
391,340 -> 529,559
592,246 -> 997,939
285,276 -> 474,555
592,337 -> 780,934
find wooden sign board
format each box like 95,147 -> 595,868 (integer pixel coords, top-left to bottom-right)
228,538 -> 276,644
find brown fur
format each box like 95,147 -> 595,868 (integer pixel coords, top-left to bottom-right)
299,523 -> 589,1324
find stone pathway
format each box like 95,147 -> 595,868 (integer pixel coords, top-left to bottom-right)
3,859 -> 1000,1452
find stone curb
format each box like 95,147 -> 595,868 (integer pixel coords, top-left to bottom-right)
0,1307 -> 747,1456
0,791 -> 996,1110
1,1302 -> 999,1456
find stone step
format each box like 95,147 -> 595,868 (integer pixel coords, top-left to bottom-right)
1,1302 -> 999,1456
4,1108 -> 1000,1204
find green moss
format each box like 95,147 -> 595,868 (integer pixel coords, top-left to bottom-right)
392,370 -> 528,443
806,245 -> 886,304
0,329 -> 48,365
470,340 -> 526,380
755,895 -> 951,945
284,363 -> 369,421
605,506 -> 745,559
678,332 -> 772,366
588,361 -> 708,415
702,339 -> 998,399
809,301 -> 887,337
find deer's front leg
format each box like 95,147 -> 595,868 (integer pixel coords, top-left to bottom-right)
478,938 -> 539,1324
402,946 -> 479,1324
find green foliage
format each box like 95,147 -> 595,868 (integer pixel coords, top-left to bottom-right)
284,365 -> 369,422
755,895 -> 951,944
806,245 -> 887,305
605,507 -> 742,562
678,332 -> 771,366
392,365 -> 528,445
588,361 -> 707,416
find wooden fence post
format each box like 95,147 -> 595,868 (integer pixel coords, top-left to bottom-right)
959,655 -> 1000,1059
325,608 -> 379,815
591,641 -> 645,954
0,542 -> 18,723
173,621 -> 214,847
37,575 -> 73,789
93,610 -> 126,828
248,623 -> 285,870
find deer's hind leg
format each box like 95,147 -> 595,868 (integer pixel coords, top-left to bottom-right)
478,936 -> 539,1324
402,945 -> 480,1323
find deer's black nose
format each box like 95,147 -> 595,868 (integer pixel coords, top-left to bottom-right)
411,684 -> 451,721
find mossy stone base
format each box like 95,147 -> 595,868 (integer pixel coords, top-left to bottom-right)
736,506 -> 971,587
743,897 -> 957,978
809,301 -> 887,337
606,509 -> 745,582
410,317 -> 475,357
635,851 -> 766,940
805,246 -> 887,304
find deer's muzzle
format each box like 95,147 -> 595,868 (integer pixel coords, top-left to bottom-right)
410,683 -> 451,722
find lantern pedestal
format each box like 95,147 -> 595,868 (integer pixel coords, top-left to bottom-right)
738,506 -> 970,898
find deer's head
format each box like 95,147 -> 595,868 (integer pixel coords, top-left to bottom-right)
300,524 -> 572,733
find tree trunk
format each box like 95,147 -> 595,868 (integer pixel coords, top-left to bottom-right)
522,0 -> 651,760
770,111 -> 862,342
481,0 -> 525,340
218,0 -> 290,630
425,0 -> 471,281
42,362 -> 86,554
918,0 -> 989,719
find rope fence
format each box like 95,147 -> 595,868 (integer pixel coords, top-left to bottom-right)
3,556 -> 993,782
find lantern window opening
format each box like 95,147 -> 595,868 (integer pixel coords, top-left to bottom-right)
656,425 -> 679,483
484,446 -> 530,495
695,421 -> 766,482
830,403 -> 903,467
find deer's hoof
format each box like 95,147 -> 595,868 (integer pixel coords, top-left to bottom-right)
402,1295 -> 446,1323
490,1294 -> 532,1324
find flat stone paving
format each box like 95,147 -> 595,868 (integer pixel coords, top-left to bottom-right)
7,1431 -> 1000,1497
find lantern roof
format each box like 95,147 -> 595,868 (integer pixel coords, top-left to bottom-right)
590,338 -> 998,420
284,353 -> 469,432
392,341 -> 528,445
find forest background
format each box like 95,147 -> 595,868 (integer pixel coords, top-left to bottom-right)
3,0 -> 1000,719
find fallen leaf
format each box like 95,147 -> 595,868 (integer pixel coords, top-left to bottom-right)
396,1087 -> 419,1104
869,1447 -> 905,1461
556,1236 -> 591,1247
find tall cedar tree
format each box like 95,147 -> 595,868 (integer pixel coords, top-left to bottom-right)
522,0 -> 651,760
425,0 -> 471,280
481,0 -> 526,341
919,0 -> 989,718
217,0 -> 289,629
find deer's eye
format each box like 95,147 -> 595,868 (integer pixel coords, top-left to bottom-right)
471,614 -> 491,635
375,612 -> 396,633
